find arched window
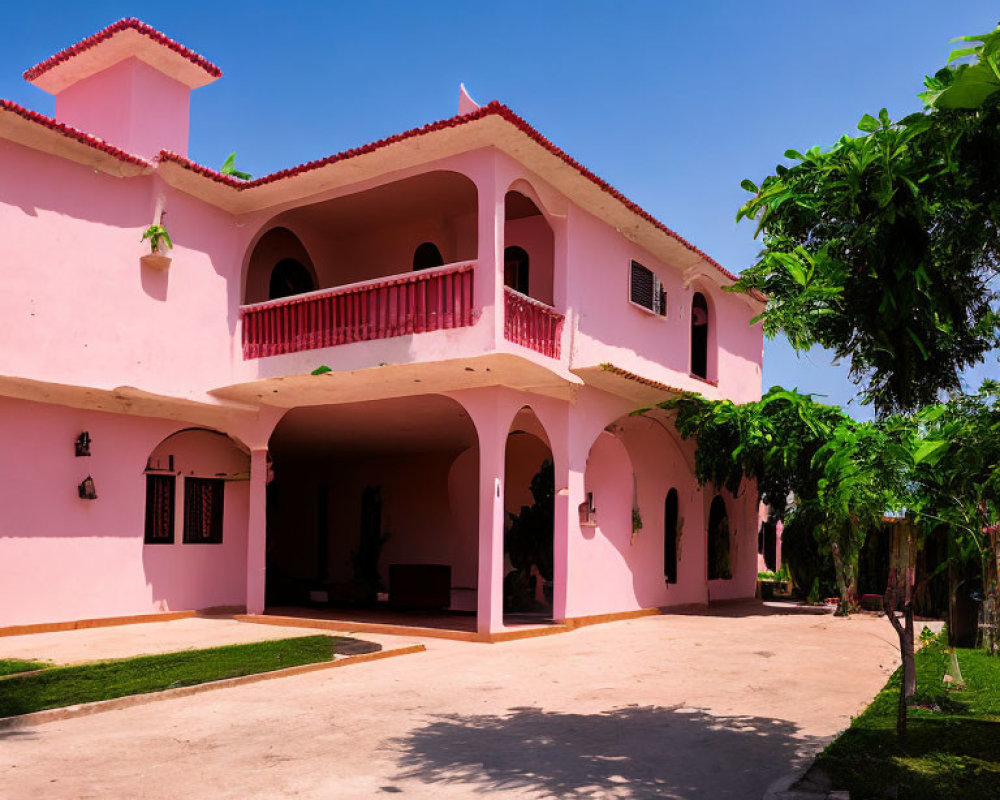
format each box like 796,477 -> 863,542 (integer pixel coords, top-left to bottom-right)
268,258 -> 315,300
504,246 -> 530,295
691,292 -> 709,379
707,495 -> 731,580
664,488 -> 679,584
413,242 -> 444,271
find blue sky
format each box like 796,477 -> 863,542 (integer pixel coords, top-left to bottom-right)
3,2 -> 998,415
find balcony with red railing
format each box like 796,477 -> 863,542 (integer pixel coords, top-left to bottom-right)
503,286 -> 564,359
240,261 -> 475,359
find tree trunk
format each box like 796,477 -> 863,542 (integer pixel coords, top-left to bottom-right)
983,526 -> 1000,655
831,535 -> 859,616
885,561 -> 916,740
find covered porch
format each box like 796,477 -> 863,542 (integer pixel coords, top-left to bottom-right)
250,393 -> 560,638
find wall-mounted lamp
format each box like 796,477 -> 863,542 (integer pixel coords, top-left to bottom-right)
75,432 -> 92,457
579,491 -> 597,527
78,476 -> 98,500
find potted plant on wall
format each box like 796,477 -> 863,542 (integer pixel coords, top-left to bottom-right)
141,223 -> 172,270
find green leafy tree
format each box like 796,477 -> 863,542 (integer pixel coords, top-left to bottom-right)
734,64 -> 1000,414
659,386 -> 868,615
914,383 -> 1000,654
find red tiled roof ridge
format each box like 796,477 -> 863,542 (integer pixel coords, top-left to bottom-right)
158,101 -> 745,285
0,99 -> 152,167
23,18 -> 222,82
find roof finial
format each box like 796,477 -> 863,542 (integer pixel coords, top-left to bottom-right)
459,83 -> 480,115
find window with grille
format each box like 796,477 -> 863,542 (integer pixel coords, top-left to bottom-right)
144,474 -> 175,544
183,477 -> 225,544
629,260 -> 666,316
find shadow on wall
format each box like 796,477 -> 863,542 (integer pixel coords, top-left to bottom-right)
390,705 -> 823,799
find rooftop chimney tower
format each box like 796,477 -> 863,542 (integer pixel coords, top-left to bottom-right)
23,19 -> 221,161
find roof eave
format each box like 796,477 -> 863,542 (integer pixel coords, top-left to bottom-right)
0,99 -> 151,177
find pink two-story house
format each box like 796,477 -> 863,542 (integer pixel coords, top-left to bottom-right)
0,20 -> 765,639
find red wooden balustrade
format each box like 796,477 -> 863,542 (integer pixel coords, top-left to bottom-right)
503,286 -> 564,359
241,262 -> 475,359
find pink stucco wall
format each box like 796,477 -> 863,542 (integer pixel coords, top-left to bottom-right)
0,398 -> 250,627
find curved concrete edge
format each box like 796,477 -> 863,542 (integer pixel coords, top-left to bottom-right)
0,643 -> 425,730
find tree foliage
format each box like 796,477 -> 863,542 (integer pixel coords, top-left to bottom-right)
733,32 -> 1000,414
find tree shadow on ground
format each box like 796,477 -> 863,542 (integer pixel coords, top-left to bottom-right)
390,704 -> 824,799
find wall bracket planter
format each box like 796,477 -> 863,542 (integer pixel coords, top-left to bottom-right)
140,253 -> 172,270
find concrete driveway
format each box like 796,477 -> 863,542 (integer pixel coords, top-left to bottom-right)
0,603 -> 908,799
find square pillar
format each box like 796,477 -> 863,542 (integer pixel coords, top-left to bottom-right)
472,157 -> 505,344
551,425 -> 589,623
476,419 -> 506,635
245,447 -> 268,615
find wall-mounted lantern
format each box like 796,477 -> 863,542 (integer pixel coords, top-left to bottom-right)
75,431 -> 92,457
78,476 -> 98,500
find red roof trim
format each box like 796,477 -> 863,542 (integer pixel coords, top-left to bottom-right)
157,101 -> 742,284
0,99 -> 152,167
23,18 -> 222,82
598,363 -> 688,395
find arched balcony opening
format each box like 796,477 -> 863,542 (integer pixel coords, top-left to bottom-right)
240,171 -> 478,359
503,188 -> 562,358
503,190 -> 553,305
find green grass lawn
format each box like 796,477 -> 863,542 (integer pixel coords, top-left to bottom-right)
0,659 -> 49,677
0,634 -> 376,718
816,636 -> 1000,799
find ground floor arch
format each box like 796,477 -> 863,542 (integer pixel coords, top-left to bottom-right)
264,394 -> 481,616
503,406 -> 555,621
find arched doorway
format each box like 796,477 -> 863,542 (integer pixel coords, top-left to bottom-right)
503,245 -> 530,295
691,292 -> 709,379
504,406 -> 555,621
269,258 -> 315,300
707,495 -> 731,580
244,226 -> 318,304
664,488 -> 679,584
413,242 -> 445,271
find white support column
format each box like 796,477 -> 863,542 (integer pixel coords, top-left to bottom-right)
245,447 -> 268,615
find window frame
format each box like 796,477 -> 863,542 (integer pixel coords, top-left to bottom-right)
182,477 -> 225,545
628,260 -> 667,318
144,473 -> 176,545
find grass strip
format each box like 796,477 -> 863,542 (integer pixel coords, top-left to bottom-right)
0,659 -> 49,677
0,635 -> 374,717
815,636 -> 1000,799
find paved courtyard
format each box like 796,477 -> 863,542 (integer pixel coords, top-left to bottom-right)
1,604 -> 912,799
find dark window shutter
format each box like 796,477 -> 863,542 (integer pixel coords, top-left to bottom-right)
183,478 -> 225,544
144,474 -> 175,544
630,261 -> 654,309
